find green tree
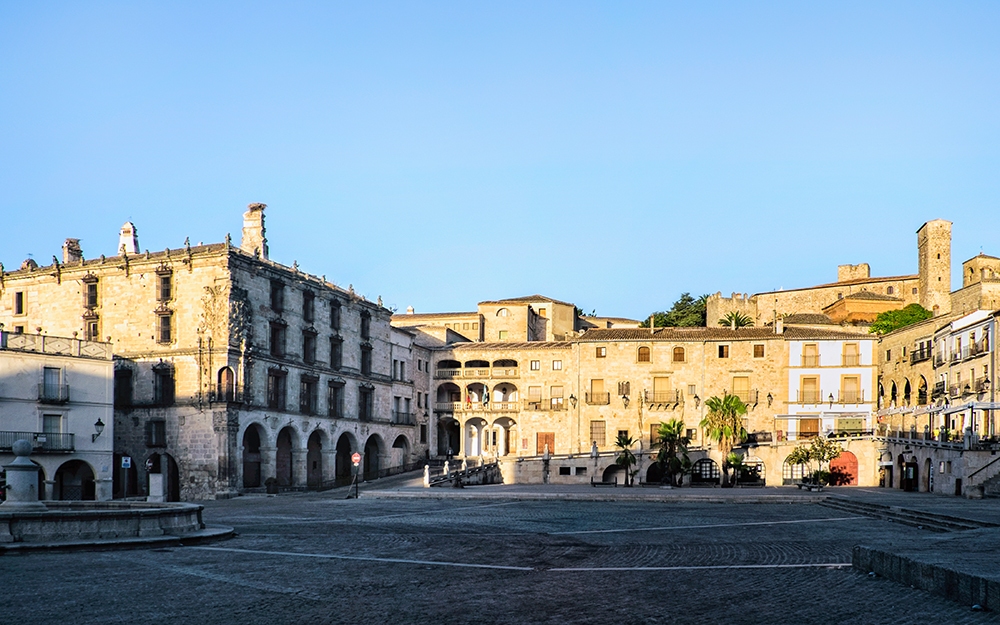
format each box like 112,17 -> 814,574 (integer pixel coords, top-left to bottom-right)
614,432 -> 639,487
868,304 -> 932,335
724,452 -> 745,487
718,310 -> 754,328
640,293 -> 708,328
655,419 -> 690,486
700,394 -> 748,485
787,437 -> 843,485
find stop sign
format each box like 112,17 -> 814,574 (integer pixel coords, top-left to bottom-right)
351,452 -> 361,465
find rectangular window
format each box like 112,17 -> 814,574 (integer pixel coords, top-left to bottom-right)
267,371 -> 286,410
330,338 -> 343,369
718,344 -> 729,358
528,386 -> 542,403
360,313 -> 371,340
157,274 -> 173,301
270,280 -> 284,312
328,383 -> 344,418
530,360 -> 540,371
154,369 -> 174,406
618,430 -> 629,441
539,307 -> 547,317
114,368 -> 133,408
688,384 -> 697,396
269,323 -> 285,357
14,291 -> 26,315
43,414 -> 62,434
596,346 -> 606,358
43,366 -> 61,400
886,349 -> 892,362
559,466 -> 572,476
840,376 -> 861,403
843,343 -> 860,366
361,347 -> 372,375
330,301 -> 341,329
359,387 -> 373,421
650,423 -> 661,447
86,320 -> 100,341
420,424 -> 427,444
651,376 -> 671,403
157,313 -> 173,344
732,376 -> 750,403
800,376 -> 820,404
146,420 -> 167,447
303,291 -> 315,323
85,282 -> 98,308
300,377 -> 318,414
550,385 -> 564,410
303,332 -> 317,364
463,322 -> 469,330
802,343 -> 819,367
590,420 -> 606,446
589,378 -> 607,405
552,360 -> 562,370
499,330 -> 508,340
753,344 -> 765,358
472,322 -> 479,330
399,361 -> 406,381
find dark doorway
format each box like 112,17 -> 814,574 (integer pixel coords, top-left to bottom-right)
242,425 -> 263,488
276,428 -> 294,487
307,431 -> 323,489
335,433 -> 354,486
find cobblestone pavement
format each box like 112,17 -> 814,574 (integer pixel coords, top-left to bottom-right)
2,493 -> 996,624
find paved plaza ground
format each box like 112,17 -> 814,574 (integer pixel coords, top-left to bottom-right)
2,484 -> 998,624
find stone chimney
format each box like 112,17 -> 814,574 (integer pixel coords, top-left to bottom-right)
775,316 -> 784,334
241,203 -> 268,259
118,222 -> 139,256
62,238 -> 82,263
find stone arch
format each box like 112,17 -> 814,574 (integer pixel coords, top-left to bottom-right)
242,422 -> 266,488
918,376 -> 928,405
782,455 -> 809,485
218,366 -> 236,401
438,416 -> 461,456
691,458 -> 720,485
363,434 -> 386,478
275,426 -> 297,487
490,416 -> 517,456
464,359 -> 489,369
742,456 -> 766,484
602,464 -> 625,484
645,462 -> 666,483
890,381 -> 898,405
391,434 -> 411,468
829,450 -> 858,485
496,308 -> 510,317
490,382 -> 518,403
306,429 -> 328,489
492,359 -> 517,368
54,459 -> 96,500
463,417 -> 488,456
436,382 -> 461,404
438,359 -> 461,371
903,378 -> 912,405
146,452 -> 180,501
334,431 -> 358,484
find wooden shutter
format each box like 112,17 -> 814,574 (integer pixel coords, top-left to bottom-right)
536,432 -> 555,455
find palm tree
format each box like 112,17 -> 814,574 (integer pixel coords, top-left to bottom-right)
718,311 -> 754,328
614,432 -> 639,487
655,419 -> 690,486
724,452 -> 745,487
700,394 -> 748,485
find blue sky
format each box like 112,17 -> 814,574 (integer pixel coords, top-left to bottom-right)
2,2 -> 998,320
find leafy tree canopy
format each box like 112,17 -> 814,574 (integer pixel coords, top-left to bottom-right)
575,306 -> 597,317
868,303 -> 932,335
718,310 -> 754,328
640,293 -> 708,327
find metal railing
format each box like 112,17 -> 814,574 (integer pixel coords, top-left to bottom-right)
838,390 -> 865,404
211,384 -> 243,403
731,389 -> 758,405
434,368 -> 462,379
522,400 -> 567,411
801,355 -> 820,367
797,390 -> 825,404
0,431 -> 75,452
932,381 -> 946,397
644,390 -> 681,404
391,411 -> 415,425
841,355 -> 860,366
586,392 -> 610,405
37,384 -> 70,403
910,348 -> 932,364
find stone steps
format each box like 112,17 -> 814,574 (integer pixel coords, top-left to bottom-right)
820,496 -> 999,532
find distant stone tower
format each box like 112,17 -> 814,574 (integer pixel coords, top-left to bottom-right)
241,203 -> 268,259
917,219 -> 951,316
118,222 -> 139,256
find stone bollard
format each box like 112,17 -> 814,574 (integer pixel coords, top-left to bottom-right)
444,463 -> 450,479
461,458 -> 467,472
423,465 -> 430,488
1,440 -> 47,510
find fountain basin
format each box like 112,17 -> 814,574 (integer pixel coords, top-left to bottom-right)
0,501 -> 231,552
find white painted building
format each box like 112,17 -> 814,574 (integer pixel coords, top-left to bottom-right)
0,331 -> 114,501
779,332 -> 877,441
930,310 -> 998,438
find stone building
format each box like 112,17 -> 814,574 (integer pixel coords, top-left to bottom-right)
706,219 -> 953,327
0,331 -> 114,501
0,205 -> 429,500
